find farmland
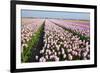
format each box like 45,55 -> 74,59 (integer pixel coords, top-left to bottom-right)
21,18 -> 90,63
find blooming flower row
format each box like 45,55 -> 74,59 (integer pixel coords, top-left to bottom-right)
37,19 -> 90,62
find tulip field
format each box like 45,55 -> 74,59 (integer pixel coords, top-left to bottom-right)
21,18 -> 90,63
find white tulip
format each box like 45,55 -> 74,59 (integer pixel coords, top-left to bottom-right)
68,54 -> 73,60
35,55 -> 38,60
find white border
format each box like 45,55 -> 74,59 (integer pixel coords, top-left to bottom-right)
16,4 -> 94,69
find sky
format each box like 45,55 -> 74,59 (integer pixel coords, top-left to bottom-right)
21,10 -> 90,20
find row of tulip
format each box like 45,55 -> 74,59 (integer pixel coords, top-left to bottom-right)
50,19 -> 90,38
36,19 -> 90,62
21,19 -> 44,62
